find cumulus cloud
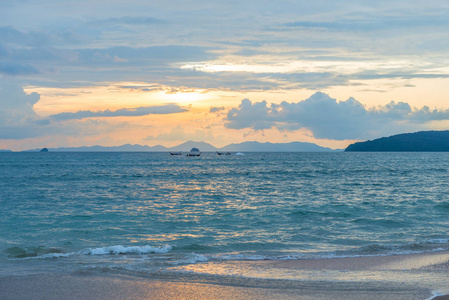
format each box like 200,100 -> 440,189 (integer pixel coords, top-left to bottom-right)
0,82 -> 188,140
210,106 -> 225,113
0,83 -> 82,140
0,83 -> 42,139
226,99 -> 273,130
0,83 -> 39,121
225,92 -> 449,140
49,104 -> 188,121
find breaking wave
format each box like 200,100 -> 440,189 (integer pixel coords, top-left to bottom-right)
8,244 -> 172,260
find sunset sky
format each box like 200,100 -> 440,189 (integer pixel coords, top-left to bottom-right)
2,1 -> 449,150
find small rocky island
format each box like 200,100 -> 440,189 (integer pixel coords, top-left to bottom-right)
40,147 -> 49,152
345,130 -> 449,152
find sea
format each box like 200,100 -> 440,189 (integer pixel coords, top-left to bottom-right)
1,151 -> 449,282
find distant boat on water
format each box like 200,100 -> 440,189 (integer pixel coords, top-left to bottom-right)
216,151 -> 231,155
187,148 -> 201,156
169,151 -> 182,155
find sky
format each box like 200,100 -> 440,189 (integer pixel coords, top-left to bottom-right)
2,0 -> 449,150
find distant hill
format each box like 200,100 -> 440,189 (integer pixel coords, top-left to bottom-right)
345,131 -> 449,152
221,141 -> 335,152
24,144 -> 169,152
22,140 -> 338,152
170,141 -> 218,151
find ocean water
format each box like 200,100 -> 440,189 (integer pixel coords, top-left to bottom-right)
1,151 -> 449,279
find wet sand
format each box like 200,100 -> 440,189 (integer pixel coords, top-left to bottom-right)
0,273 -> 437,300
2,250 -> 449,300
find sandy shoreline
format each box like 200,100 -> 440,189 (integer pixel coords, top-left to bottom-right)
2,250 -> 449,300
0,273 -> 438,300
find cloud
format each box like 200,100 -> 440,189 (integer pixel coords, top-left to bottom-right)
210,106 -> 225,113
0,26 -> 50,47
0,83 -> 81,140
95,16 -> 164,26
226,99 -> 273,130
0,61 -> 39,76
225,92 -> 449,140
8,43 -> 215,67
79,46 -> 214,65
3,2 -> 449,92
0,82 -> 188,140
0,83 -> 39,118
284,15 -> 449,32
3,0 -> 449,148
0,83 -> 41,139
49,104 -> 188,121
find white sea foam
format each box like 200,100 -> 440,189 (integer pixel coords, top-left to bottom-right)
15,245 -> 173,260
36,252 -> 74,259
169,253 -> 209,265
15,252 -> 76,260
210,242 -> 449,262
424,239 -> 449,244
217,254 -> 267,261
81,245 -> 173,255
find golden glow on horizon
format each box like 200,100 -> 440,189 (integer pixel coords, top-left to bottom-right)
30,82 -> 212,116
155,90 -> 210,104
13,76 -> 449,153
28,77 -> 449,120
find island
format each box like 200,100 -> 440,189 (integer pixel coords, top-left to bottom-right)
345,130 -> 449,152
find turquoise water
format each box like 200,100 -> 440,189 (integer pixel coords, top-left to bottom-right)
1,152 -> 449,276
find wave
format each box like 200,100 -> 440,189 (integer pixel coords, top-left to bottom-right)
338,239 -> 449,257
81,245 -> 172,255
5,246 -> 65,259
8,239 -> 449,264
168,253 -> 209,265
212,239 -> 449,262
8,244 -> 172,260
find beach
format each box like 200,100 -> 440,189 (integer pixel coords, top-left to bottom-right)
2,250 -> 449,300
5,0 -> 449,298
3,152 -> 449,299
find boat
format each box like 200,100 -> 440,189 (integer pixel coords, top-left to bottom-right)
187,148 -> 201,156
169,151 -> 182,155
216,151 -> 231,155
